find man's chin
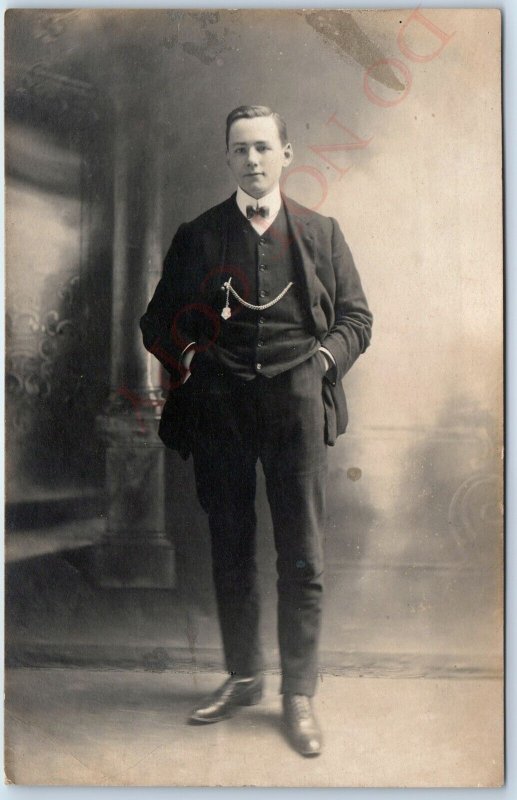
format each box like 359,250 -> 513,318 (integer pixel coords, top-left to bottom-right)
241,179 -> 272,199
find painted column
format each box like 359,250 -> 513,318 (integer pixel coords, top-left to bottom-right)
95,54 -> 174,588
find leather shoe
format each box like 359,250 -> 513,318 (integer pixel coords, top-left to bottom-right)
283,693 -> 322,756
189,675 -> 263,724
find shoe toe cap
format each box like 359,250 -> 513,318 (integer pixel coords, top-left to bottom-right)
303,737 -> 321,756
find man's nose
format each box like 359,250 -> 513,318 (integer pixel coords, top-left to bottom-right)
247,148 -> 259,165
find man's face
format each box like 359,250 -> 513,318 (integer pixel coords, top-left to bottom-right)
226,116 -> 293,199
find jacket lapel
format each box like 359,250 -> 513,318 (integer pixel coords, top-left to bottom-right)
282,195 -> 316,309
200,195 -> 235,283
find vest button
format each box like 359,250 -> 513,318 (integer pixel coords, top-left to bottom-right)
259,264 -> 267,272
258,316 -> 265,324
257,340 -> 264,347
259,289 -> 268,298
256,363 -> 262,370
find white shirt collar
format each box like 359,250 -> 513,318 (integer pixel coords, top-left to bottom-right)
235,184 -> 282,231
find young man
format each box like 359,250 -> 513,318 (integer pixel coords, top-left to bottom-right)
140,105 -> 372,757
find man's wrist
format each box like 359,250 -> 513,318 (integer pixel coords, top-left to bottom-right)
319,350 -> 331,372
319,346 -> 337,385
180,342 -> 196,383
180,342 -> 197,361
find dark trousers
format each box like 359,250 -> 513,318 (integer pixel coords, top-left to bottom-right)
190,351 -> 328,697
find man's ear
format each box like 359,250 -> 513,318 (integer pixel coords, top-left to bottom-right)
283,143 -> 293,166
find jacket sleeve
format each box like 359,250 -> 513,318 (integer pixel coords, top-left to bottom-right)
321,218 -> 373,382
140,223 -> 199,379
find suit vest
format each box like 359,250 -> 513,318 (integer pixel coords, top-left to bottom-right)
210,199 -> 319,379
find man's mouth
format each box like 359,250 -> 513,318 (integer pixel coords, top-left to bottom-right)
245,172 -> 264,177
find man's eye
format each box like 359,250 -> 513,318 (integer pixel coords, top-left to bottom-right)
235,148 -> 246,154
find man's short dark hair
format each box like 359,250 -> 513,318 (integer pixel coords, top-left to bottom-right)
226,105 -> 289,149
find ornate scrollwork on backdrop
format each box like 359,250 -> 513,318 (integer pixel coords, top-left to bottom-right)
32,10 -> 83,44
6,273 -> 80,406
5,271 -> 101,487
8,63 -> 99,132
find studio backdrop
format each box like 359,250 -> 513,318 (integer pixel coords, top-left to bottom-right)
5,8 -> 502,682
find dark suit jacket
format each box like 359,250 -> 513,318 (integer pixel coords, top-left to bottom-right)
140,192 -> 373,457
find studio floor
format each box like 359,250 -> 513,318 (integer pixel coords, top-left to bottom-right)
4,667 -> 503,788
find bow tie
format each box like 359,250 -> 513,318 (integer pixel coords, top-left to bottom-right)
246,204 -> 269,220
